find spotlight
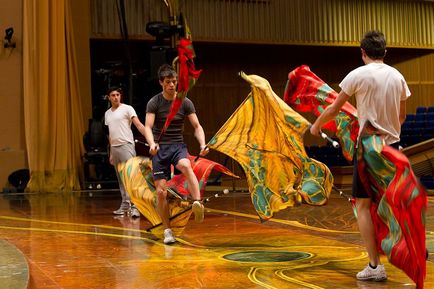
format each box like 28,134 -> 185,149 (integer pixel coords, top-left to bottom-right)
146,21 -> 172,46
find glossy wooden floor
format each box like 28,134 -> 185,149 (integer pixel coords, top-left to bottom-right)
0,188 -> 433,289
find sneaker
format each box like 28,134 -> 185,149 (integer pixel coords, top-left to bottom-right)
356,264 -> 387,281
192,200 -> 204,223
113,201 -> 131,215
163,228 -> 176,244
130,205 -> 140,218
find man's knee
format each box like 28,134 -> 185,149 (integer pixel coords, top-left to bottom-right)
176,159 -> 192,172
356,198 -> 371,211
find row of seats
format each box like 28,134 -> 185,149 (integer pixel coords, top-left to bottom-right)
400,106 -> 434,147
306,145 -> 351,167
406,113 -> 434,122
420,176 -> 434,190
413,107 -> 434,190
415,106 -> 434,114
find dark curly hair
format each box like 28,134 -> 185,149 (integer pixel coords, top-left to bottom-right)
360,30 -> 386,60
107,86 -> 123,96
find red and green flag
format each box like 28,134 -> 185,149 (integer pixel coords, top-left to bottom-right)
284,65 -> 359,161
358,132 -> 427,289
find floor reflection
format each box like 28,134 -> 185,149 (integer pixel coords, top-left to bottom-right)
0,190 -> 432,289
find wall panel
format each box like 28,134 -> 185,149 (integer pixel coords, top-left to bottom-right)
91,0 -> 434,48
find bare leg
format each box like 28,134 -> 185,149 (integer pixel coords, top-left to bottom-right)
356,198 -> 380,266
176,158 -> 204,223
176,158 -> 201,201
155,179 -> 170,229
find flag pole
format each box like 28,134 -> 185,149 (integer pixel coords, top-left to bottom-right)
146,189 -> 230,232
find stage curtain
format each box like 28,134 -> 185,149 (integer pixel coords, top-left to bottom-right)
23,0 -> 85,192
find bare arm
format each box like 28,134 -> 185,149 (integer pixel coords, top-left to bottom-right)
131,116 -> 147,139
188,113 -> 209,156
310,90 -> 351,136
144,113 -> 159,155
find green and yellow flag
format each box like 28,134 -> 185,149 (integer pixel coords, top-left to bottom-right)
208,73 -> 333,220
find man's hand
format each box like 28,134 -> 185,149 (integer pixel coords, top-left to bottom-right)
149,143 -> 159,156
310,124 -> 321,137
199,145 -> 209,157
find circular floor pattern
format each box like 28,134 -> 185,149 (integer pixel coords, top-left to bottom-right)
223,250 -> 312,263
0,239 -> 29,289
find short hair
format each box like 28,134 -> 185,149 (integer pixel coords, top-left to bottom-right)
360,30 -> 386,60
107,86 -> 123,96
158,64 -> 177,81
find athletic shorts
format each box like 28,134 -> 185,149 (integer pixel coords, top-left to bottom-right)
151,143 -> 188,180
352,142 -> 400,198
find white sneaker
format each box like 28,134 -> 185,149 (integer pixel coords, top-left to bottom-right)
356,264 -> 387,281
163,228 -> 176,244
130,205 -> 140,218
192,201 -> 204,223
113,201 -> 131,215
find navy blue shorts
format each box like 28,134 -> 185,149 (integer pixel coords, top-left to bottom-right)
151,143 -> 188,180
352,142 -> 399,198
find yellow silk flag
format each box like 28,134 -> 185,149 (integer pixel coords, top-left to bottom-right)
117,156 -> 192,235
117,155 -> 238,235
208,73 -> 333,220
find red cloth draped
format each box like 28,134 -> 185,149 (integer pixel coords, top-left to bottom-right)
169,155 -> 238,197
358,134 -> 427,289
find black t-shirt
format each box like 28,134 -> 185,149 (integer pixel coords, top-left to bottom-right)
146,93 -> 196,144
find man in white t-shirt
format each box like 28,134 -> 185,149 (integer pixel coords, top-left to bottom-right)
310,31 -> 410,282
105,87 -> 148,218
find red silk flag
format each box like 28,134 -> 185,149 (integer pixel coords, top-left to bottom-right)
169,155 -> 239,197
158,38 -> 202,142
358,133 -> 427,289
284,65 -> 359,161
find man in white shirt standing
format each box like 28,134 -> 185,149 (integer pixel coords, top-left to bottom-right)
310,30 -> 410,282
105,87 -> 148,218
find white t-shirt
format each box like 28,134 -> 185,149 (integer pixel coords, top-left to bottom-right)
104,103 -> 137,146
340,62 -> 411,145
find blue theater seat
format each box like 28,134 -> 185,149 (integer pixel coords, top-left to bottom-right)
416,106 -> 427,114
406,114 -> 416,122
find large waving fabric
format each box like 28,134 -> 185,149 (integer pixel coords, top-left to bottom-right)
284,65 -> 359,161
208,72 -> 333,221
117,156 -> 237,234
358,133 -> 427,289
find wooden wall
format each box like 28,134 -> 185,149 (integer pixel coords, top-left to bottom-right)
89,0 -> 434,173
91,0 -> 434,48
0,0 -> 26,188
89,0 -> 434,150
